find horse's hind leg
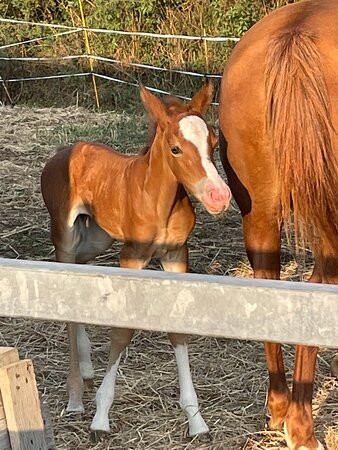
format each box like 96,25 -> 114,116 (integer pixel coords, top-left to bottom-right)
309,262 -> 338,378
54,248 -> 85,412
284,250 -> 335,449
319,249 -> 338,379
242,209 -> 291,430
53,215 -> 113,413
162,245 -> 209,436
220,133 -> 290,429
308,262 -> 338,378
77,324 -> 94,382
284,345 -> 322,450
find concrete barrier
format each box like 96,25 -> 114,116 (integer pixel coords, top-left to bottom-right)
0,258 -> 337,347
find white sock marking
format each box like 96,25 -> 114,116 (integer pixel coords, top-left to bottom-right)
90,354 -> 121,433
77,324 -> 94,380
174,344 -> 209,436
179,115 -> 221,186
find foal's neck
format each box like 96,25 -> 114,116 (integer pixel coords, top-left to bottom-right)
141,128 -> 180,220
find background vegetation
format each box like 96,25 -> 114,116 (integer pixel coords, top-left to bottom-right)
0,0 -> 300,107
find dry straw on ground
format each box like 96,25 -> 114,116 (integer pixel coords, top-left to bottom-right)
0,105 -> 337,450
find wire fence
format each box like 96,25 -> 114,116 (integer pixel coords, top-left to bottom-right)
0,16 -> 239,106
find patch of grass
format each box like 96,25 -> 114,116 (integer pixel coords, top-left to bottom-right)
37,108 -> 150,153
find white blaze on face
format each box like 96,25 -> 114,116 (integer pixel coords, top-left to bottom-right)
178,115 -> 220,185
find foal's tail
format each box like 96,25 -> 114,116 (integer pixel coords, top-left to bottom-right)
265,29 -> 338,251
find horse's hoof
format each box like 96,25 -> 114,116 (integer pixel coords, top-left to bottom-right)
90,430 -> 109,443
80,362 -> 94,380
90,414 -> 110,434
265,412 -> 284,431
188,415 -> 209,437
66,401 -> 84,414
284,422 -> 324,449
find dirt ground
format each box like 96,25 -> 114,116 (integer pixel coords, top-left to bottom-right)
0,104 -> 337,449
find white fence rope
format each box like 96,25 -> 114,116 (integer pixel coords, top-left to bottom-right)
0,29 -> 81,50
94,72 -> 220,105
0,54 -> 85,62
0,72 -> 91,83
90,55 -> 223,79
0,53 -> 223,79
0,16 -> 233,104
0,17 -> 240,42
0,72 -> 219,105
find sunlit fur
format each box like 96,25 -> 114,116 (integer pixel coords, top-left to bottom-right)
219,0 -> 338,448
41,81 -> 229,436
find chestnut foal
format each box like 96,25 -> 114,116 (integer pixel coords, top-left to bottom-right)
41,81 -> 231,436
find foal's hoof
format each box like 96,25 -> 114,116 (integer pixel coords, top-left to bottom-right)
90,414 -> 110,434
66,401 -> 84,414
188,416 -> 209,437
90,430 -> 109,443
330,355 -> 338,378
80,362 -> 95,381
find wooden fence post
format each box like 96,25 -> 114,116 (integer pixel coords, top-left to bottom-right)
0,348 -> 19,450
0,348 -> 48,450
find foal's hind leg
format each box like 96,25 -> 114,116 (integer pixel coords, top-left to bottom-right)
162,246 -> 209,436
54,249 -> 85,412
242,210 -> 291,430
53,216 -> 113,413
77,324 -> 94,381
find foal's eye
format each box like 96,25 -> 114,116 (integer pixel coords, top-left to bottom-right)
171,146 -> 182,155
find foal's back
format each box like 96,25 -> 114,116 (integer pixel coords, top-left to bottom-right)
41,141 -> 150,238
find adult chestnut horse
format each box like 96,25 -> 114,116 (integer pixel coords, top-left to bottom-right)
219,0 -> 338,448
41,81 -> 231,436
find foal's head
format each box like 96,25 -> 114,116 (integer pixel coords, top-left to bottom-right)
140,81 -> 231,214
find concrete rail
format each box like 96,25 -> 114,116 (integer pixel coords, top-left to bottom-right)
0,258 -> 337,347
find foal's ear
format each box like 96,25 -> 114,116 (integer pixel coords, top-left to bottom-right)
140,84 -> 169,129
189,79 -> 213,115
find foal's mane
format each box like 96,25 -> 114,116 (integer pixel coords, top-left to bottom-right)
139,96 -> 190,156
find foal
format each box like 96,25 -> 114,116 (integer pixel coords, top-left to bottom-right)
41,81 -> 231,436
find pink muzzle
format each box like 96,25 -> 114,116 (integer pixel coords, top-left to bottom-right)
201,180 -> 232,214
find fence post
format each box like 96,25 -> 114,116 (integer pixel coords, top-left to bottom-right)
78,0 -> 100,109
0,348 -> 48,450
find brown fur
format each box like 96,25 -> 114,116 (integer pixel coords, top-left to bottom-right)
219,1 -> 338,448
41,82 -> 231,433
266,28 -> 338,251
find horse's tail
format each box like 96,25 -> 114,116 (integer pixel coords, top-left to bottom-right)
265,29 -> 338,251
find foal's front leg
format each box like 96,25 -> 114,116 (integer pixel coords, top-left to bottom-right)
90,327 -> 134,433
162,245 -> 209,436
90,243 -> 150,433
